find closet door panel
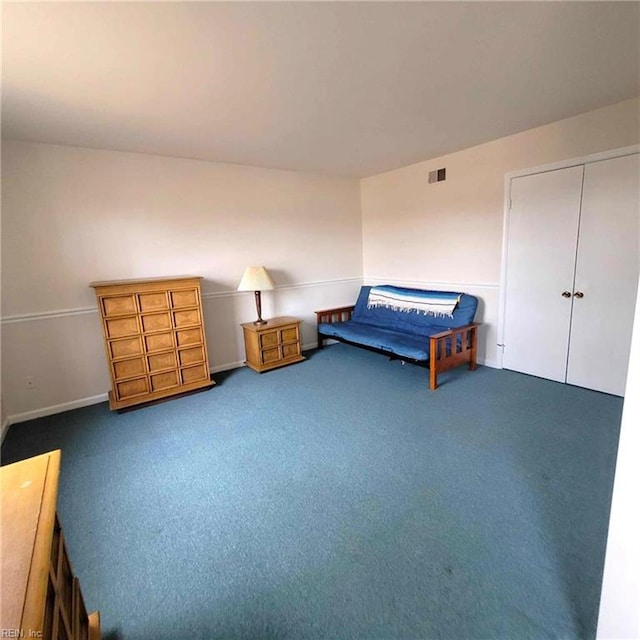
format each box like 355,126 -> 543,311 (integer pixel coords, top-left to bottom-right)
567,153 -> 639,396
503,166 -> 584,381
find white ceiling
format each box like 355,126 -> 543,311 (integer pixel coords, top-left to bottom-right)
2,2 -> 639,178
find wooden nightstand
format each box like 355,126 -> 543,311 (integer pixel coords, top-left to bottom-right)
241,316 -> 305,373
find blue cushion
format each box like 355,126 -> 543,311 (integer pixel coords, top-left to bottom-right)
351,286 -> 477,335
319,321 -> 432,360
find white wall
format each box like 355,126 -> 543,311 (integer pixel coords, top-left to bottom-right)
597,277 -> 640,639
360,97 -> 640,368
1,141 -> 363,424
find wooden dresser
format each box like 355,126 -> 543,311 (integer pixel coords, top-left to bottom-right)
90,276 -> 214,410
0,450 -> 100,640
241,316 -> 305,373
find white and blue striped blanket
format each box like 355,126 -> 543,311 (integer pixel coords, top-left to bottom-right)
366,286 -> 461,318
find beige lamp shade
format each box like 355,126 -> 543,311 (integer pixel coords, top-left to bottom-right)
237,266 -> 275,292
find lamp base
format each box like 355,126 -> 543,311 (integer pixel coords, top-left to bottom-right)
253,291 -> 268,326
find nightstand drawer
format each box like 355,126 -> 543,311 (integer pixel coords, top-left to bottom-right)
281,327 -> 299,342
261,347 -> 281,364
283,343 -> 301,358
260,331 -> 279,348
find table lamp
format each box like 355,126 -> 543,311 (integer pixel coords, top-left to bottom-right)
237,266 -> 275,325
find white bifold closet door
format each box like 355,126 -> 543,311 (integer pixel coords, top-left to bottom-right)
503,165 -> 584,383
503,153 -> 639,396
566,154 -> 639,395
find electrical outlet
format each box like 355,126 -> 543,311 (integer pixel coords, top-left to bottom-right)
25,376 -> 36,390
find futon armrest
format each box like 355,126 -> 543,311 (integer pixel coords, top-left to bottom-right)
315,305 -> 355,324
429,322 -> 480,340
315,305 -> 355,349
428,322 -> 480,390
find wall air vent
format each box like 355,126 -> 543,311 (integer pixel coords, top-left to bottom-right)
428,168 -> 447,184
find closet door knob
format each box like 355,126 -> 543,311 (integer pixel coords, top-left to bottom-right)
562,291 -> 571,298
574,291 -> 584,299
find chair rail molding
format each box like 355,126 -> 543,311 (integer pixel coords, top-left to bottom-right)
0,277 -> 364,324
1,306 -> 97,325
364,276 -> 499,290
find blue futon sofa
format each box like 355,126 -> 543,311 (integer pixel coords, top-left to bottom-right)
315,285 -> 479,390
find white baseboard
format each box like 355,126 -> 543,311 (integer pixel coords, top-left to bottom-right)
478,357 -> 500,369
211,360 -> 245,373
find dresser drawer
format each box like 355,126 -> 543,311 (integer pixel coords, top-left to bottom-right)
144,331 -> 174,353
109,336 -> 143,359
178,346 -> 205,366
181,363 -> 209,384
112,357 -> 146,381
138,291 -> 169,312
170,288 -> 198,309
176,327 -> 203,347
173,309 -> 201,328
141,312 -> 172,333
147,351 -> 177,373
150,370 -> 179,391
105,315 -> 139,339
116,376 -> 149,400
101,294 -> 137,317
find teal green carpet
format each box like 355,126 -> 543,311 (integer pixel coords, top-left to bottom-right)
1,344 -> 623,639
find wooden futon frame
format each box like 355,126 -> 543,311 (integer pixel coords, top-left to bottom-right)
315,305 -> 479,390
